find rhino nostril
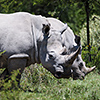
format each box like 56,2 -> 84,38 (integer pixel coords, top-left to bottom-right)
80,75 -> 85,80
82,75 -> 85,80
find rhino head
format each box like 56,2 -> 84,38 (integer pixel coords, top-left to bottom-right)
47,17 -> 96,80
70,35 -> 96,80
40,24 -> 80,78
61,30 -> 96,80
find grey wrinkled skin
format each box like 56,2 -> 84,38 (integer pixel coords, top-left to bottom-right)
40,24 -> 80,79
0,12 -> 80,87
47,17 -> 96,80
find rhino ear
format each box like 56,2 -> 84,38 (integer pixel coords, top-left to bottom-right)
60,24 -> 68,34
75,35 -> 81,45
42,24 -> 50,35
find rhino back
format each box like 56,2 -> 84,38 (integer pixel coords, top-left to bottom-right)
0,12 -> 33,53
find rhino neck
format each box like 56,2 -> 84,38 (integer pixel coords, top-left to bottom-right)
32,24 -> 42,64
31,15 -> 50,64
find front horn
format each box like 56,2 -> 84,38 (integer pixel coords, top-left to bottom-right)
84,66 -> 96,75
64,47 -> 81,67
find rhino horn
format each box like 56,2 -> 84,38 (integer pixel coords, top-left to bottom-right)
65,47 -> 81,66
85,66 -> 96,75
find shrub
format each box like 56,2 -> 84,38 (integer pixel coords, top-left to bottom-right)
79,15 -> 100,71
79,15 -> 100,47
82,46 -> 100,71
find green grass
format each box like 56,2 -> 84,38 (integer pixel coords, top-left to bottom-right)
0,65 -> 100,100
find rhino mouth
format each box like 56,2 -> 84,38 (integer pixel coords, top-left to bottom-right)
55,72 -> 62,78
54,72 -> 72,79
73,76 -> 85,80
72,72 -> 85,80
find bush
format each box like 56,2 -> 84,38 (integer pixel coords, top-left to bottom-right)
82,46 -> 100,71
20,64 -> 58,92
1,66 -> 100,100
79,15 -> 100,71
79,15 -> 100,47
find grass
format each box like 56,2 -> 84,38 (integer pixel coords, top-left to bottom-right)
0,65 -> 100,100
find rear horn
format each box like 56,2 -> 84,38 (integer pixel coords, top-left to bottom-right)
60,24 -> 68,34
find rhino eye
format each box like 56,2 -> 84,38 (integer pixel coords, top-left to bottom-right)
79,62 -> 83,70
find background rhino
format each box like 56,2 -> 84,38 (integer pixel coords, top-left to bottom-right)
0,12 -> 80,88
47,17 -> 95,80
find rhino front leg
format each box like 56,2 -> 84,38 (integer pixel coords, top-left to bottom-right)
7,54 -> 29,88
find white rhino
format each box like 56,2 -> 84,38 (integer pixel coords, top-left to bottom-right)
47,17 -> 95,80
0,12 -> 80,88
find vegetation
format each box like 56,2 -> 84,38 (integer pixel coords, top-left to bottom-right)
0,65 -> 100,100
79,15 -> 100,70
0,0 -> 100,33
0,0 -> 100,100
79,15 -> 100,47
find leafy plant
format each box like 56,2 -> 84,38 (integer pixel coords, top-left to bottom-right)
79,15 -> 100,47
0,65 -> 100,100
